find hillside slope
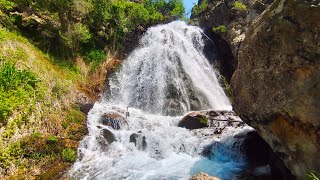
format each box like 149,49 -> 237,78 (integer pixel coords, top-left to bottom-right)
0,25 -> 92,179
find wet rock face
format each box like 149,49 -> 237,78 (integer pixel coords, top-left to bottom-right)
231,0 -> 320,178
129,132 -> 147,150
100,112 -> 128,130
178,112 -> 208,129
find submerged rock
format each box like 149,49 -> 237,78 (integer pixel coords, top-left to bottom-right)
190,173 -> 220,180
178,112 -> 208,129
231,0 -> 320,178
102,129 -> 115,144
96,129 -> 116,151
129,132 -> 147,150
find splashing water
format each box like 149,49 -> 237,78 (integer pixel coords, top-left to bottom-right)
70,21 -> 251,180
107,21 -> 231,116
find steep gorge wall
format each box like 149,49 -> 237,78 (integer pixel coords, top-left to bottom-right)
193,0 -> 320,178
231,0 -> 320,178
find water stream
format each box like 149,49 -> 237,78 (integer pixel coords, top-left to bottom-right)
70,21 -> 251,180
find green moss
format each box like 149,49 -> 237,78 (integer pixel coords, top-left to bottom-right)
61,148 -> 77,162
199,115 -> 208,126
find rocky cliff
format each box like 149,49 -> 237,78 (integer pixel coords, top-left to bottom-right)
231,0 -> 320,178
192,0 -> 274,81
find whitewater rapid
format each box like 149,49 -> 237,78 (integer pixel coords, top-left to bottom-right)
70,21 -> 251,180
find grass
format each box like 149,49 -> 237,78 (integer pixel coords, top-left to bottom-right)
0,26 -> 88,178
0,14 -> 120,177
307,171 -> 320,180
61,148 -> 77,162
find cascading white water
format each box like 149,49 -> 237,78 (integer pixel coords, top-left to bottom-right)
107,21 -> 232,115
70,21 -> 251,180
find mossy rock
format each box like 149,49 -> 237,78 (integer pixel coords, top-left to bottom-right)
178,112 -> 208,130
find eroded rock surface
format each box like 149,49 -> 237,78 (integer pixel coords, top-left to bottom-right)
190,172 -> 221,180
192,0 -> 274,81
231,0 -> 320,178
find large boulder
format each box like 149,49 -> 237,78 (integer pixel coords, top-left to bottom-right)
231,0 -> 320,178
178,112 -> 208,129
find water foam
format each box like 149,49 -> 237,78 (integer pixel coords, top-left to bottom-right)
70,21 -> 249,180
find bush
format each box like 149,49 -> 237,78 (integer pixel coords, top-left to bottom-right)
233,1 -> 247,11
84,49 -> 106,63
192,0 -> 208,16
212,25 -> 227,33
0,0 -> 14,11
61,148 -> 77,162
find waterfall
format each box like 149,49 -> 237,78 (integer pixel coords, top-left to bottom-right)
70,21 -> 251,180
107,21 -> 231,116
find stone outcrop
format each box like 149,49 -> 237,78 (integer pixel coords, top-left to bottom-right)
192,0 -> 274,81
190,173 -> 220,180
231,0 -> 320,178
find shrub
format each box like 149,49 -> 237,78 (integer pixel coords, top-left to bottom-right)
233,1 -> 247,11
192,0 -> 208,16
61,148 -> 77,162
84,49 -> 106,63
0,0 -> 14,11
212,25 -> 227,33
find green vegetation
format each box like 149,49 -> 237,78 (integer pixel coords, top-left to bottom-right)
47,136 -> 58,143
61,148 -> 77,162
212,25 -> 228,33
0,0 -> 186,178
0,61 -> 38,126
192,0 -> 208,16
307,171 -> 320,180
221,75 -> 233,99
9,0 -> 184,56
199,115 -> 208,126
233,1 -> 247,11
0,26 -> 87,178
